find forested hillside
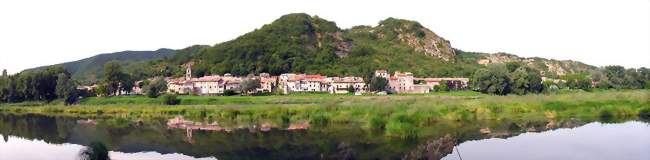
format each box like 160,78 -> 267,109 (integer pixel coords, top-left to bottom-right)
24,13 -> 598,82
26,48 -> 175,83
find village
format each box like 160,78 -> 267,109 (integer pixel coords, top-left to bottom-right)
128,65 -> 470,96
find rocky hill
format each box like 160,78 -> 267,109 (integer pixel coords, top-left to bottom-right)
25,13 -> 596,81
477,53 -> 596,76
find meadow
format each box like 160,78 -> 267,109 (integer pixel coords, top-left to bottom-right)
1,90 -> 648,138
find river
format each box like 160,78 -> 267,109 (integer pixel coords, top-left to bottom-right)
0,113 -> 648,160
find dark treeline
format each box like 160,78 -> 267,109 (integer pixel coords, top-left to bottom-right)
0,61 -> 138,104
470,62 -> 650,95
0,67 -> 77,104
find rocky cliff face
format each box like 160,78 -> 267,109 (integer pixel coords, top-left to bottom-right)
478,53 -> 596,76
375,18 -> 456,61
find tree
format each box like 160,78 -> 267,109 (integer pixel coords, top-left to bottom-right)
526,68 -> 543,94
541,80 -> 554,93
223,89 -> 237,96
510,68 -> 529,95
63,83 -> 79,105
438,80 -> 449,92
577,77 -> 592,90
103,61 -> 127,96
119,74 -> 134,95
95,84 -> 109,97
597,79 -> 611,89
56,73 -> 70,98
79,141 -> 110,160
240,77 -> 261,95
162,94 -> 180,105
368,77 -> 388,92
144,78 -> 167,98
622,68 -> 643,89
55,73 -> 78,105
471,64 -> 511,95
347,85 -> 356,93
2,69 -> 6,77
603,65 -> 625,89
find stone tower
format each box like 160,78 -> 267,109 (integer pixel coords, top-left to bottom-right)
185,64 -> 192,80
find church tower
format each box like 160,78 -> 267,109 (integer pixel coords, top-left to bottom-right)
185,64 -> 192,80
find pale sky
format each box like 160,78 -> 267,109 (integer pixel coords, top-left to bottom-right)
0,0 -> 648,74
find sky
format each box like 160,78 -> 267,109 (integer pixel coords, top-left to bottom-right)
0,0 -> 648,74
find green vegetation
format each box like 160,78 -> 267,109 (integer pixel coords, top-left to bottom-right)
162,94 -> 180,105
0,66 -> 69,103
102,61 -> 134,96
368,77 -> 388,92
25,49 -> 175,84
55,73 -> 78,105
143,77 -> 167,98
21,13 -> 605,84
2,90 -> 647,138
79,141 -> 110,160
471,63 -> 649,95
240,76 -> 261,94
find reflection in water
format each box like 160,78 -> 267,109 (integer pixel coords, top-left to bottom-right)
0,135 -> 216,160
78,141 -> 110,160
0,113 -> 648,160
443,121 -> 650,160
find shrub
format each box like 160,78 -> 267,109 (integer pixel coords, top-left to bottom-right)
366,115 -> 387,130
223,89 -> 238,96
309,114 -> 329,126
639,108 -> 650,120
385,113 -> 418,138
162,94 -> 180,105
599,109 -> 613,120
144,78 -> 167,98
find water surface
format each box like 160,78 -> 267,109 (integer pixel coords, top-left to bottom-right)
0,113 -> 648,160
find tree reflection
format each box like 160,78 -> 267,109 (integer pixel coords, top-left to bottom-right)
78,141 -> 110,160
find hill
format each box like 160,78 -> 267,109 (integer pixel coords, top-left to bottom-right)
25,13 -> 596,82
155,13 -> 593,79
26,48 -> 176,83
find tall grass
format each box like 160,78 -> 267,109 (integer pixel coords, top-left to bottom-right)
1,90 -> 648,138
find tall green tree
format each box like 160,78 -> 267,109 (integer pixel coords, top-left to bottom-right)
510,68 -> 529,95
56,73 -> 70,97
56,73 -> 78,105
102,61 -> 133,96
603,65 -> 625,89
471,64 -> 511,95
103,61 -> 122,96
368,77 -> 388,92
144,77 -> 167,98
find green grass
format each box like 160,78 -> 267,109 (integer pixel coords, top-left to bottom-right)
1,90 -> 648,138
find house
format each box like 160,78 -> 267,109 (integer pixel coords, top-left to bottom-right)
387,71 -> 416,93
374,70 -> 389,79
378,70 -> 468,94
302,74 -> 327,92
193,76 -> 224,95
258,73 -> 278,93
167,78 -> 195,94
279,74 -> 328,94
418,78 -> 469,90
327,76 -> 366,94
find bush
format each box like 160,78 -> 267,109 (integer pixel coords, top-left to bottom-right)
599,109 -> 614,120
162,94 -> 180,105
366,115 -> 387,130
144,78 -> 167,98
223,89 -> 238,96
309,114 -> 329,126
639,108 -> 650,120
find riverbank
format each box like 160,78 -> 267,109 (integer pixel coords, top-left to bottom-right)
1,90 -> 648,138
